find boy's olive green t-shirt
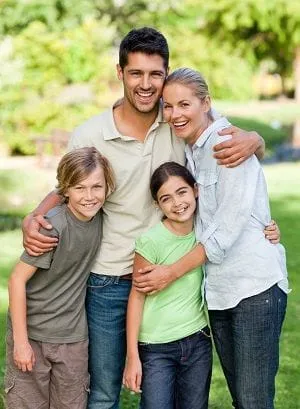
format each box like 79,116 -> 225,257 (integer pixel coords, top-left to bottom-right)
136,222 -> 207,344
8,204 -> 102,343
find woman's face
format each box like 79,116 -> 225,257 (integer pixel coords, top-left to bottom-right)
163,83 -> 211,145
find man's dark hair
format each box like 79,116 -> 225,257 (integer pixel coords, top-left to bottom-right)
119,27 -> 169,71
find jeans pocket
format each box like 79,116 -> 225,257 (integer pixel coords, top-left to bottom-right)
87,273 -> 113,288
199,326 -> 211,339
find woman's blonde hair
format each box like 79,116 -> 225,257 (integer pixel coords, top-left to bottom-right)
165,67 -> 213,120
56,147 -> 115,201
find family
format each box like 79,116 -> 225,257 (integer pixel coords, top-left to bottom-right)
5,27 -> 288,409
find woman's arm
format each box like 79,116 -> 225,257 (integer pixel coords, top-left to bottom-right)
123,253 -> 149,393
8,261 -> 37,372
133,244 -> 207,294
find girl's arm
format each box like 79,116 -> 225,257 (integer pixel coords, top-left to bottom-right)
123,253 -> 149,393
8,260 -> 37,372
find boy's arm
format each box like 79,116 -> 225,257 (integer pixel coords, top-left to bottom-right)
8,261 -> 37,372
22,191 -> 62,256
133,244 -> 207,294
123,253 -> 147,393
214,126 -> 265,167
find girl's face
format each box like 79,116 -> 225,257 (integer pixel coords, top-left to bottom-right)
156,175 -> 197,227
65,166 -> 106,221
163,82 -> 211,145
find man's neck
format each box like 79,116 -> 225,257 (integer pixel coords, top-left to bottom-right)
113,99 -> 159,142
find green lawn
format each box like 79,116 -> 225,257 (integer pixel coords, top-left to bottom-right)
0,162 -> 300,408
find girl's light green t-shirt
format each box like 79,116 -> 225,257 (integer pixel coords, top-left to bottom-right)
136,221 -> 207,343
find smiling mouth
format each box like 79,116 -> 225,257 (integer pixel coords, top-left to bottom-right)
136,90 -> 155,101
174,205 -> 189,214
82,203 -> 99,209
173,120 -> 188,129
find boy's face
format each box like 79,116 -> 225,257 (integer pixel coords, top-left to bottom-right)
117,52 -> 167,114
65,166 -> 106,221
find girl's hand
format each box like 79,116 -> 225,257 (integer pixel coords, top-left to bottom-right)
264,220 -> 280,244
122,356 -> 142,393
13,341 -> 36,372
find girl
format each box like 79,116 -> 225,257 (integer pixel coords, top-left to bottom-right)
123,162 -> 212,409
161,68 -> 289,409
5,147 -> 115,409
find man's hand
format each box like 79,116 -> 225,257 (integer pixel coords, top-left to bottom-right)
22,213 -> 57,256
214,126 -> 263,167
133,264 -> 175,294
14,341 -> 36,372
264,220 -> 280,244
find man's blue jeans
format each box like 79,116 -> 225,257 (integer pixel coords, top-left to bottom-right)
209,285 -> 287,409
86,273 -> 132,409
139,327 -> 212,409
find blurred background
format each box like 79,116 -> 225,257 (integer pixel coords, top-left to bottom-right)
0,1 -> 299,408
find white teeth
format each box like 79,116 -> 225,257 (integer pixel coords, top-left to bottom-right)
83,203 -> 97,208
174,121 -> 188,127
137,91 -> 152,97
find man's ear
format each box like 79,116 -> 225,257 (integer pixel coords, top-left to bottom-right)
116,64 -> 123,81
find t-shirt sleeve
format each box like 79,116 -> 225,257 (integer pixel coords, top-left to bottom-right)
135,235 -> 159,264
20,227 -> 58,269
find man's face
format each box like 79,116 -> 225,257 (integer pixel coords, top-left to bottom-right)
117,52 -> 167,114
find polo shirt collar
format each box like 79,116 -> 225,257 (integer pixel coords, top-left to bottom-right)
103,99 -> 164,141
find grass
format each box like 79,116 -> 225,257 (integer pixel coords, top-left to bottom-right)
0,162 -> 300,408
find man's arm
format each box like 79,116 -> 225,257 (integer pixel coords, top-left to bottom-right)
22,191 -> 62,256
133,244 -> 207,294
214,126 -> 265,167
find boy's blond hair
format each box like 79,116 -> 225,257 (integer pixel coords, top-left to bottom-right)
56,147 -> 115,200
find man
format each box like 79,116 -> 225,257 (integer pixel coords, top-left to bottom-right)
23,27 -> 270,409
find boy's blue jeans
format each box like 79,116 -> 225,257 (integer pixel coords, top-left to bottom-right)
139,327 -> 212,409
85,273 -> 131,409
209,284 -> 287,409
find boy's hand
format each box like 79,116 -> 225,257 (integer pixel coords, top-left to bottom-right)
264,220 -> 280,244
14,341 -> 36,372
123,356 -> 142,393
133,265 -> 174,294
22,213 -> 57,256
214,126 -> 263,167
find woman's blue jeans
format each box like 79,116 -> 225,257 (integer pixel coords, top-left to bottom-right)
209,284 -> 287,409
139,328 -> 212,409
85,273 -> 131,409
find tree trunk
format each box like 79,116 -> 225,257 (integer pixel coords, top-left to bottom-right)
292,46 -> 300,147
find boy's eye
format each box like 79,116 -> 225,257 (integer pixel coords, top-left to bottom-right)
75,186 -> 83,190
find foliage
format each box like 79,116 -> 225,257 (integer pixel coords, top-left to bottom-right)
185,0 -> 300,85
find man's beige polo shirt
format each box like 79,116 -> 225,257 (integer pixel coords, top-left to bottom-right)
68,103 -> 185,276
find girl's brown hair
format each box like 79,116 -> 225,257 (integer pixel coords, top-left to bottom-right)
56,147 -> 115,201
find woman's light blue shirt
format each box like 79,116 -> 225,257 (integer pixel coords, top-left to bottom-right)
185,117 -> 289,310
